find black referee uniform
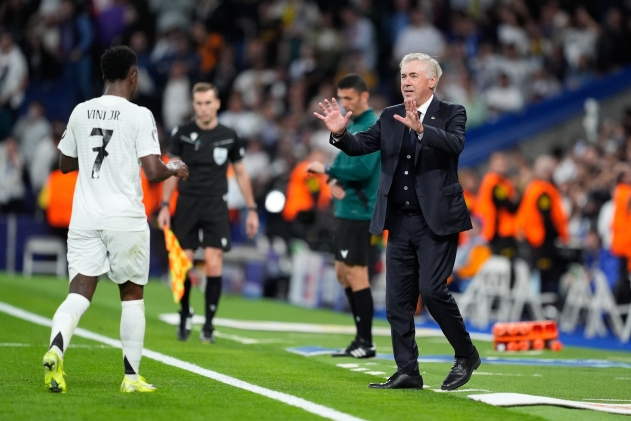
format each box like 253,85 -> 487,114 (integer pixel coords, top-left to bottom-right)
169,120 -> 244,337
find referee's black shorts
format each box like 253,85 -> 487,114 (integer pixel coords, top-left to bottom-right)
334,218 -> 371,266
173,194 -> 231,252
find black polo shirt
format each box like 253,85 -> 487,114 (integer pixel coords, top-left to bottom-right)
169,121 -> 244,197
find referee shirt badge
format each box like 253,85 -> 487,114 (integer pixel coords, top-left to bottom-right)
214,147 -> 228,165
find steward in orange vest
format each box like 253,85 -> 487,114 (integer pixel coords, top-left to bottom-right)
475,153 -> 519,258
516,155 -> 568,293
282,151 -> 331,222
38,168 -> 78,238
610,167 -> 631,305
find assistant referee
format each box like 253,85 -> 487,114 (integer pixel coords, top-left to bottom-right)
158,82 -> 259,343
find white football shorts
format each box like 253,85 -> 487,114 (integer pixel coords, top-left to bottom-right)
67,226 -> 150,285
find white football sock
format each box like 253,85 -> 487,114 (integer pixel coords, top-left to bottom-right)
49,293 -> 91,357
120,300 -> 145,382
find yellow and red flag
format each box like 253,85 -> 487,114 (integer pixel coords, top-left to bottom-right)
164,228 -> 192,303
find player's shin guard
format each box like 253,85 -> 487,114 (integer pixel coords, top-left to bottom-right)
204,276 -> 222,332
120,300 -> 145,382
49,293 -> 91,356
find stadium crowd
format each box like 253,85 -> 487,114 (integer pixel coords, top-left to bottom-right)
1,0 -> 631,307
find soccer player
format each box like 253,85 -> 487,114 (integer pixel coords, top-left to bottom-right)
42,46 -> 189,393
306,74 -> 380,358
157,82 -> 259,343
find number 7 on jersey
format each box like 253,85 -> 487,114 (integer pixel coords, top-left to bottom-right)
91,128 -> 113,179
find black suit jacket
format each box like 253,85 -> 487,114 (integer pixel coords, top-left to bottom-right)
330,96 -> 472,236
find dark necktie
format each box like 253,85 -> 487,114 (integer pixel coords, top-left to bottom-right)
409,112 -> 422,147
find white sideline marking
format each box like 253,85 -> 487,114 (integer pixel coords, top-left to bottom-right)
0,343 -> 30,347
0,302 -> 367,421
213,331 -> 284,345
158,314 -> 493,341
365,371 -> 386,376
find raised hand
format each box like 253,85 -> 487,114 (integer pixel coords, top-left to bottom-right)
393,99 -> 423,134
313,98 -> 352,135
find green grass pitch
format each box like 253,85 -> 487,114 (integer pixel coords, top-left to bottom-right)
1,273 -> 630,421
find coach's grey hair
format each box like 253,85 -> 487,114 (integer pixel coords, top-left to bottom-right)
399,53 -> 442,92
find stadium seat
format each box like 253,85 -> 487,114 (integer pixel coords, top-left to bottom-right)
22,236 -> 67,278
559,264 -> 592,334
560,265 -> 629,341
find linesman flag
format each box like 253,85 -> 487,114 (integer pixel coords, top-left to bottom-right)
164,228 -> 192,303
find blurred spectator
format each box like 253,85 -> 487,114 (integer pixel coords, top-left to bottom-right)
528,68 -> 561,103
149,0 -> 196,34
12,100 -> 52,167
496,5 -> 529,55
517,155 -> 569,294
596,7 -> 631,73
393,8 -> 445,61
57,0 -> 94,103
382,0 -> 411,45
38,166 -> 77,239
30,120 -> 65,194
0,31 -> 28,139
0,0 -> 37,43
241,138 -> 271,201
24,33 -> 62,81
562,7 -> 599,71
210,44 -> 238,105
583,228 -> 619,290
565,55 -> 596,91
475,152 -> 519,259
0,137 -> 25,213
218,92 -> 264,142
162,61 -> 192,132
129,30 -> 159,116
282,148 -> 331,223
485,72 -> 524,115
233,39 -> 280,109
311,11 -> 343,71
191,20 -> 223,80
340,7 -> 376,70
450,216 -> 492,292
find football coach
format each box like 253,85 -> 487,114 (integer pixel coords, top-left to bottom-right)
314,53 -> 480,391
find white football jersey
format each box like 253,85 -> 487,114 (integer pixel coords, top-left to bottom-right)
58,95 -> 161,231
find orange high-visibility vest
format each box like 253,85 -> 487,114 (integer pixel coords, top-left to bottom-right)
44,169 -> 78,228
282,160 -> 331,221
141,154 -> 179,217
516,179 -> 569,248
610,183 -> 631,257
474,172 -> 517,241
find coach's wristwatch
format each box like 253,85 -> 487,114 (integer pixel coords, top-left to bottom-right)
160,201 -> 170,209
247,204 -> 258,212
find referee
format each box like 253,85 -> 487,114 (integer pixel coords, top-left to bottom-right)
158,82 -> 259,343
307,74 -> 379,358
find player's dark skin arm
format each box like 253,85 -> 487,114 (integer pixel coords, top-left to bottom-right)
60,154 -> 79,174
140,154 -> 188,182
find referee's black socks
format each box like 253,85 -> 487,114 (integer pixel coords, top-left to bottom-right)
204,276 -> 222,331
180,276 -> 192,316
353,288 -> 374,344
344,287 -> 359,335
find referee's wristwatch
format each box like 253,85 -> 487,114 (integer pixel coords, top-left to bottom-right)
247,204 -> 258,212
160,201 -> 170,209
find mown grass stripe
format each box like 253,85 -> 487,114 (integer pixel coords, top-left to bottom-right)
0,301 -> 367,421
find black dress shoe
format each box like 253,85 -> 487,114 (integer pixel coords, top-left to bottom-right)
441,347 -> 481,390
369,372 -> 423,389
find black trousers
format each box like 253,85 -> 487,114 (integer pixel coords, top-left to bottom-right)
385,210 -> 475,375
